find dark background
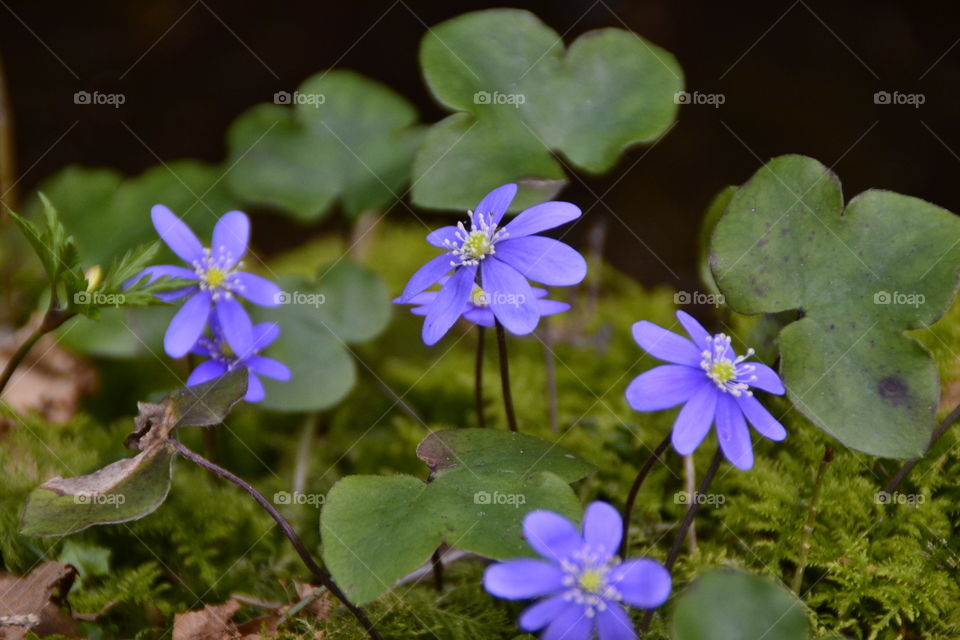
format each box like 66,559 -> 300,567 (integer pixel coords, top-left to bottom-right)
1,1 -> 957,288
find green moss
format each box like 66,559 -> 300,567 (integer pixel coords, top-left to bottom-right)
2,223 -> 960,638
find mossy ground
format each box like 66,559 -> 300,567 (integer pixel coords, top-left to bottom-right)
4,224 -> 960,639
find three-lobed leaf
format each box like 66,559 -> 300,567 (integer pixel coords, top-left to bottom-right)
413,8 -> 683,211
710,155 -> 960,458
321,428 -> 595,604
226,70 -> 424,222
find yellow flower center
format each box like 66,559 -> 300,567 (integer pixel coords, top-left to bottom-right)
470,285 -> 488,307
206,267 -> 228,288
709,360 -> 736,384
578,569 -> 605,593
461,230 -> 494,261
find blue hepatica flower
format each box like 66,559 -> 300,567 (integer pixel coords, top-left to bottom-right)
187,318 -> 291,402
135,205 -> 282,358
395,278 -> 570,328
484,502 -> 670,640
627,310 -> 787,470
398,183 -> 587,345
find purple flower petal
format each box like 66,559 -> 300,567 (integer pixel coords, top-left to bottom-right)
493,237 -> 587,286
462,307 -> 496,327
411,306 -> 430,317
186,359 -> 227,386
596,604 -> 638,640
523,510 -> 582,563
671,383 -> 719,456
749,362 -> 785,395
676,310 -> 711,351
216,296 -> 255,357
736,394 -> 787,441
716,393 -> 754,470
245,370 -> 266,402
234,272 -> 282,307
422,265 -> 475,345
164,290 -> 211,358
401,253 -> 454,301
426,226 -> 459,248
632,321 -> 703,367
212,211 -> 250,268
481,259 -> 539,335
151,205 -> 204,264
125,264 -> 198,289
503,201 -> 581,238
483,560 -> 564,600
247,356 -> 291,381
542,603 -> 591,640
537,299 -> 570,317
610,558 -> 672,609
474,183 -> 517,226
395,291 -> 436,307
155,286 -> 198,302
519,594 -> 569,632
252,322 -> 281,350
626,365 -> 708,412
582,502 -> 622,559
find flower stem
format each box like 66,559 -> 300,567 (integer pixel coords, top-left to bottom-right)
791,445 -> 832,594
494,320 -> 518,432
884,403 -> 960,494
0,309 -> 73,397
169,439 -> 383,640
475,325 -> 486,428
620,433 -> 671,557
683,454 -> 698,553
430,548 -> 444,592
640,448 -> 723,633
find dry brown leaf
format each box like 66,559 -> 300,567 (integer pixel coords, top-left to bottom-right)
0,324 -> 95,424
0,561 -> 78,640
173,600 -> 279,640
173,600 -> 241,640
292,583 -> 332,620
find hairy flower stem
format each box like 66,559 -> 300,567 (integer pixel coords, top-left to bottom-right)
884,403 -> 960,494
683,455 -> 698,552
475,325 -> 486,428
792,445 -> 833,594
494,320 -> 518,432
0,308 -> 73,397
640,448 -> 723,634
170,439 -> 384,640
620,433 -> 672,557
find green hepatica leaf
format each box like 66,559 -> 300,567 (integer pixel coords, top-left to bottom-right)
252,261 -> 390,412
226,70 -> 425,222
673,570 -> 810,640
27,161 -> 242,267
413,8 -> 683,211
321,428 -> 595,604
711,155 -> 960,458
20,371 -> 247,537
20,372 -> 248,538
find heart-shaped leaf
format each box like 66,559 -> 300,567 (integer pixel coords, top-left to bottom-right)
413,9 -> 683,210
251,261 -> 391,412
226,70 -> 424,222
710,155 -> 960,458
673,570 -> 810,640
20,371 -> 247,537
320,428 -> 595,604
